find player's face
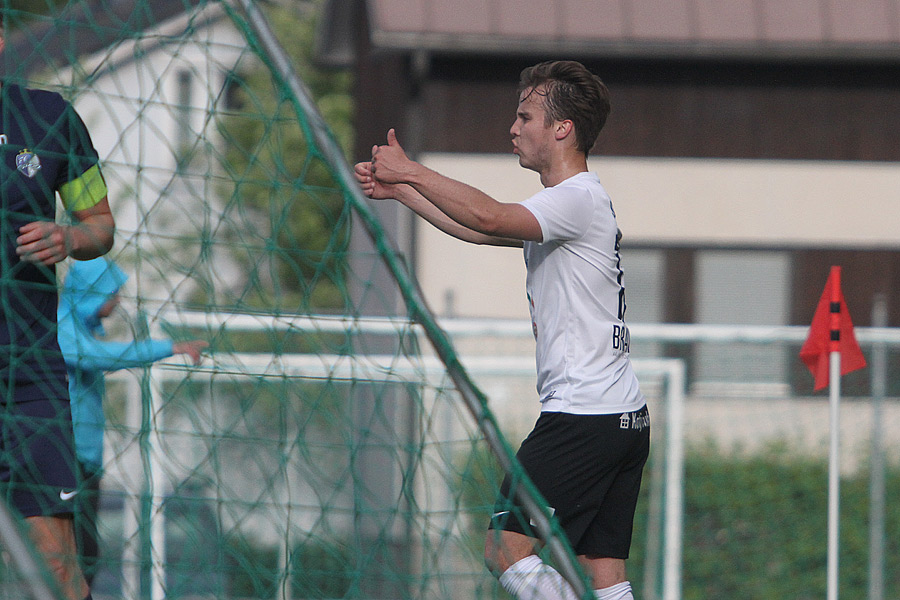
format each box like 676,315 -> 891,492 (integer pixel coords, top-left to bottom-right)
510,86 -> 554,174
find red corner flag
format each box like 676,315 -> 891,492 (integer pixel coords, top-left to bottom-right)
799,266 -> 866,390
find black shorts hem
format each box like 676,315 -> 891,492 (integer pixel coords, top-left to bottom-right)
488,406 -> 650,557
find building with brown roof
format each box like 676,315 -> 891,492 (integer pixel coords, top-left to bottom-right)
322,0 -> 900,393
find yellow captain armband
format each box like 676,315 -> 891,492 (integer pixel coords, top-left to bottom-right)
59,164 -> 109,211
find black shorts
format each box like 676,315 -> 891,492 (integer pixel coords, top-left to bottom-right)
0,378 -> 79,518
489,406 -> 650,558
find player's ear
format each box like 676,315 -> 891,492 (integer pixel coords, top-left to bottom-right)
554,120 -> 574,141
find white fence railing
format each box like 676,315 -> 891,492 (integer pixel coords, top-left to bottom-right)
105,311 -> 900,600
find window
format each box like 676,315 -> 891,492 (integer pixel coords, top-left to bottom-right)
622,249 -> 664,358
175,69 -> 193,172
693,250 -> 791,395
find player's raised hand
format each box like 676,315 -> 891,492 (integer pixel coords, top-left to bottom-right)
354,158 -> 400,200
371,128 -> 413,185
354,159 -> 376,196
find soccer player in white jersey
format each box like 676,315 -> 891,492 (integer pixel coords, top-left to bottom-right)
355,60 -> 648,600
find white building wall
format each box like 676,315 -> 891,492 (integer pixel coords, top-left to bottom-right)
417,153 -> 900,321
45,4 -> 248,306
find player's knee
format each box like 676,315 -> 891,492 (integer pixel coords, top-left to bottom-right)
484,529 -> 536,576
43,553 -> 66,579
484,531 -> 516,575
42,553 -> 81,597
483,534 -> 502,574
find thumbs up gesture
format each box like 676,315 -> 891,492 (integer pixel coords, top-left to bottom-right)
370,128 -> 413,185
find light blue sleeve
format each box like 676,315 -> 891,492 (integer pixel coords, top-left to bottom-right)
59,327 -> 174,372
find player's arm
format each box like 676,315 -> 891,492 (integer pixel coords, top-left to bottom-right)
370,129 -> 542,242
355,160 -> 521,247
17,162 -> 115,265
67,197 -> 115,259
16,198 -> 114,265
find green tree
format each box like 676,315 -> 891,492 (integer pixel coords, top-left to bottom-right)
216,1 -> 353,312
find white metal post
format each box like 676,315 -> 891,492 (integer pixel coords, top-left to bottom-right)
663,360 -> 685,600
121,375 -> 143,600
827,350 -> 841,600
149,363 -> 168,600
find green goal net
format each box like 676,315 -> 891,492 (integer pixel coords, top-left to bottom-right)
0,2 -> 603,599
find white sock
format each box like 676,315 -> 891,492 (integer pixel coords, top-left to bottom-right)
498,555 -> 579,600
594,581 -> 634,600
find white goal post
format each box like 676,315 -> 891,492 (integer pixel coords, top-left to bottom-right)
107,310 -> 686,600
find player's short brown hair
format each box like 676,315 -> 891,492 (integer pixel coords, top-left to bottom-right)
518,60 -> 611,155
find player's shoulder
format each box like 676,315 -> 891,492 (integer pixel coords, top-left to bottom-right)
9,83 -> 69,117
552,172 -> 608,204
27,87 -> 69,114
568,170 -> 606,189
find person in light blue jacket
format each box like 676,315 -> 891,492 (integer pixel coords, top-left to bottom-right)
57,257 -> 207,585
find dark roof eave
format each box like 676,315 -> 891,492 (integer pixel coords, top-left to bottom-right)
1,0 -> 210,79
369,30 -> 900,64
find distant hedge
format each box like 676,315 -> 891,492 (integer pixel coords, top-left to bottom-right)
670,442 -> 900,600
459,440 -> 899,600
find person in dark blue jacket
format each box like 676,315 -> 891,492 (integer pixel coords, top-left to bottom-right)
57,257 -> 207,585
0,17 -> 116,598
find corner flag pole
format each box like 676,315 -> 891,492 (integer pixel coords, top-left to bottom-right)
826,268 -> 842,600
799,265 -> 867,600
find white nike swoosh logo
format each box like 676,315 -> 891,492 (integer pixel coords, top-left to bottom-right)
59,490 -> 78,501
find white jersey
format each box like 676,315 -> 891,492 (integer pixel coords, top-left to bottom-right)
520,171 -> 645,415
